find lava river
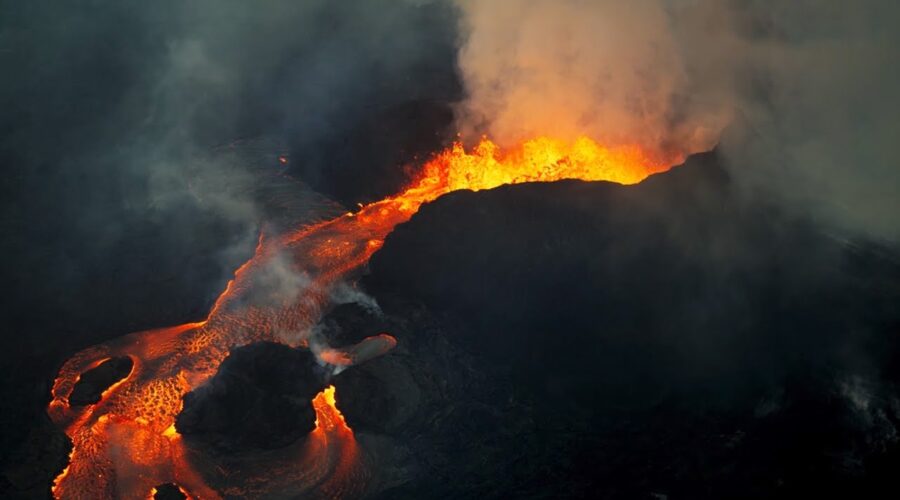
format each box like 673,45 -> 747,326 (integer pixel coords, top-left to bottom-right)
48,136 -> 682,499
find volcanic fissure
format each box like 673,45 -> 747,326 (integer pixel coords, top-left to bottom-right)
48,136 -> 687,498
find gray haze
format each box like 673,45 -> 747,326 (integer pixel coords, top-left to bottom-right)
0,0 -> 459,335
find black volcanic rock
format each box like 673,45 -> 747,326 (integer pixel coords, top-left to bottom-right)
176,342 -> 324,453
367,151 -> 892,407
68,356 -> 133,407
319,302 -> 393,347
152,483 -> 186,500
332,354 -> 424,435
360,151 -> 900,497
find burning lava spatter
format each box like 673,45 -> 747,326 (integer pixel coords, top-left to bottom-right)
48,136 -> 682,499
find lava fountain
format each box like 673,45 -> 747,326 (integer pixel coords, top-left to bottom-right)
48,136 -> 684,499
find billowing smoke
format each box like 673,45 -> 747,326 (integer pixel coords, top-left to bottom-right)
452,0 -> 730,157
452,0 -> 900,241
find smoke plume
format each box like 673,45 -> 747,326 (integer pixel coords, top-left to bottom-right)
452,0 -> 900,240
453,0 -> 730,157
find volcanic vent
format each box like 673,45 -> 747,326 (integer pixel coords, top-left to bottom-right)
47,136 -> 688,499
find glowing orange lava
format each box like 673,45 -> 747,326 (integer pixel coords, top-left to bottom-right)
423,136 -> 675,193
48,136 -> 684,499
312,385 -> 353,435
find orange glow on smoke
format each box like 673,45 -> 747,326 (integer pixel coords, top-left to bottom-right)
48,136 -> 684,498
422,136 -> 675,193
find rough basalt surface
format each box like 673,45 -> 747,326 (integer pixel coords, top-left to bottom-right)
360,151 -> 900,498
176,342 -> 324,453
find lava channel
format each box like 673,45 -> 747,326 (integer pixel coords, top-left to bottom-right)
48,136 -> 684,499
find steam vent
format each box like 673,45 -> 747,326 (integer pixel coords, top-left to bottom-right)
2,1 -> 900,499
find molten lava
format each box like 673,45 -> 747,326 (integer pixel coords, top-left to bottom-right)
312,385 -> 353,435
424,136 -> 675,193
48,136 -> 684,499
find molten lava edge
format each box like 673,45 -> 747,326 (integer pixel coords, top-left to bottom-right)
48,136 -> 687,499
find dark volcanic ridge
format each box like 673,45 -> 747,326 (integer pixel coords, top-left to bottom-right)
356,150 -> 900,498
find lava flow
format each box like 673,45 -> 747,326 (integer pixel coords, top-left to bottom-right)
48,136 -> 683,499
